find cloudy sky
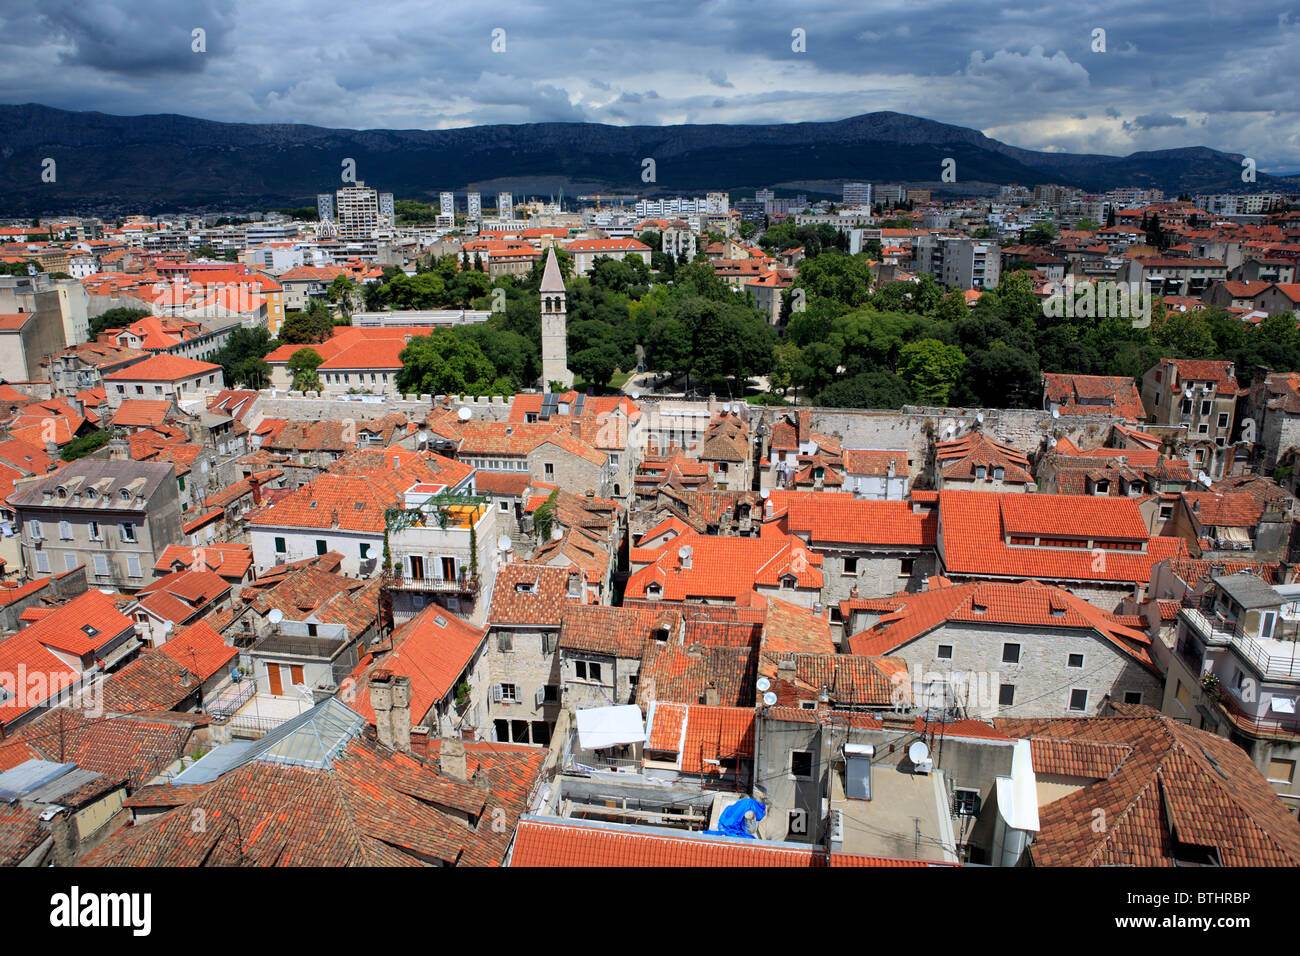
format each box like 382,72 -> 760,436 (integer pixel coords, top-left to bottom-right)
3,0 -> 1298,169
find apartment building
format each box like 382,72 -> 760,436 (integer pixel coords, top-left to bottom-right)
9,459 -> 183,591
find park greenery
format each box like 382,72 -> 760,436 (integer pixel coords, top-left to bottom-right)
259,218 -> 1300,409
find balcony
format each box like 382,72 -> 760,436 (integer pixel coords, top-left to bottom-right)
1181,606 -> 1300,679
1207,687 -> 1300,741
385,569 -> 479,594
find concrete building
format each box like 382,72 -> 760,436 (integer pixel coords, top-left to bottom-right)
9,459 -> 183,591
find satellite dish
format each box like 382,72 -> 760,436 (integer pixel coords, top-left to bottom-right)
457,407 -> 472,420
267,608 -> 284,625
756,676 -> 772,692
551,526 -> 564,541
760,488 -> 770,499
908,740 -> 930,765
722,403 -> 731,413
678,545 -> 693,560
630,391 -> 640,400
762,691 -> 778,707
1051,408 -> 1059,419
416,429 -> 429,445
497,534 -> 513,552
976,412 -> 984,424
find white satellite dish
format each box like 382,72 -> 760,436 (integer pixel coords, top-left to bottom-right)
678,545 -> 693,560
267,608 -> 284,625
976,412 -> 984,424
497,534 -> 513,552
760,488 -> 770,499
416,429 -> 429,446
1048,437 -> 1057,448
457,407 -> 472,421
1197,471 -> 1212,487
756,676 -> 772,693
1051,407 -> 1059,419
551,526 -> 564,541
908,740 -> 930,765
762,691 -> 778,707
722,403 -> 731,413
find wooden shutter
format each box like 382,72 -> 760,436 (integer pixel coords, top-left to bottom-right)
535,686 -> 545,708
290,664 -> 304,685
267,663 -> 283,696
492,684 -> 502,703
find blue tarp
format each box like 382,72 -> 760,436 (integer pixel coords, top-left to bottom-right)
706,798 -> 766,839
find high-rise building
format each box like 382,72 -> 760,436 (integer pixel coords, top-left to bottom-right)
843,183 -> 872,207
316,193 -> 336,223
439,192 -> 455,217
466,192 -> 482,221
539,248 -> 572,388
334,182 -> 381,241
378,192 -> 395,228
497,192 -> 513,216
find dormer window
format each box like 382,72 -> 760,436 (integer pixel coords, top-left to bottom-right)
993,467 -> 1004,480
975,466 -> 987,479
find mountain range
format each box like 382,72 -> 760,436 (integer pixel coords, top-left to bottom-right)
0,103 -> 1291,215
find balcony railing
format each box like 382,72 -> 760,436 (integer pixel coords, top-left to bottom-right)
1181,607 -> 1300,677
1210,688 -> 1300,740
385,569 -> 479,593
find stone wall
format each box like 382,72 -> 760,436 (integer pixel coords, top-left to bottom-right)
752,404 -> 1123,489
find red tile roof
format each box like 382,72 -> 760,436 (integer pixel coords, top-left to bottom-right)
104,354 -> 220,382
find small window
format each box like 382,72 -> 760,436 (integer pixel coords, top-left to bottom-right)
999,683 -> 1015,706
975,465 -> 987,479
498,683 -> 518,703
900,558 -> 915,576
1067,653 -> 1084,668
936,644 -> 954,660
1268,758 -> 1296,784
843,557 -> 858,575
1123,691 -> 1143,705
993,466 -> 1005,480
316,540 -> 328,555
119,522 -> 137,543
274,536 -> 287,554
499,499 -> 510,512
497,633 -> 514,653
1069,688 -> 1089,711
953,788 -> 981,817
790,750 -> 813,778
1002,643 -> 1021,664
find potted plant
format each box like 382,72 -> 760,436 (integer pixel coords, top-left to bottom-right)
454,681 -> 471,712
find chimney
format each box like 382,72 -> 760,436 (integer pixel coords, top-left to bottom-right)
389,674 -> 412,752
705,682 -> 720,706
888,458 -> 896,478
46,808 -> 80,867
369,669 -> 395,749
777,658 -> 796,681
248,473 -> 262,506
441,735 -> 468,780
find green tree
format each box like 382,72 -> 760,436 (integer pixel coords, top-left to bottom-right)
396,330 -> 508,396
795,252 -> 873,307
898,338 -> 966,406
287,347 -> 324,390
327,275 -> 357,318
280,301 -> 335,343
89,307 -> 150,338
816,371 -> 913,409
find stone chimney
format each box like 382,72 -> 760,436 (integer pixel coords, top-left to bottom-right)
777,658 -> 797,681
369,669 -> 394,749
389,674 -> 412,753
705,682 -> 720,707
46,808 -> 80,867
441,735 -> 468,780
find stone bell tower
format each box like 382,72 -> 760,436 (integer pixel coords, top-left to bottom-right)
540,247 -> 573,389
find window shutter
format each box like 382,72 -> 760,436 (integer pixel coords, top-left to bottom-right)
127,555 -> 142,578
34,551 -> 49,574
492,684 -> 502,703
64,553 -> 77,572
59,520 -> 72,540
535,686 -> 545,708
94,553 -> 109,576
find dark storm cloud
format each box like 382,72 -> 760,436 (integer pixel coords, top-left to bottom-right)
0,0 -> 1295,165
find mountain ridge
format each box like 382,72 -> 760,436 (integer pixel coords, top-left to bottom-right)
0,103 -> 1289,215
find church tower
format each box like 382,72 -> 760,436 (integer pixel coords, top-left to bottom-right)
540,247 -> 573,389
